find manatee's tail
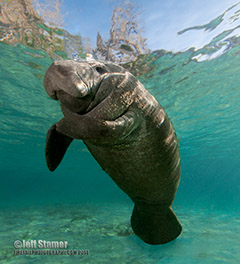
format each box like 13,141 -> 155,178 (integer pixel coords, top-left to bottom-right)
131,204 -> 182,245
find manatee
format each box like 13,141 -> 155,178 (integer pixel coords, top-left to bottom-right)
44,60 -> 182,245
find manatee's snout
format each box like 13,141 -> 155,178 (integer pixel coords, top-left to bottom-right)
44,60 -> 94,100
44,60 -> 94,113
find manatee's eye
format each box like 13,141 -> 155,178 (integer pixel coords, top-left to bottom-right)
96,66 -> 106,74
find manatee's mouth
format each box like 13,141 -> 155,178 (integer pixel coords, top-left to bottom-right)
56,75 -> 105,115
55,90 -> 91,114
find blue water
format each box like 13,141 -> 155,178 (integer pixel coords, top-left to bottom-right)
0,1 -> 240,263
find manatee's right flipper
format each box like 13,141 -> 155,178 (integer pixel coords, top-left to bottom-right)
45,124 -> 73,171
131,204 -> 182,245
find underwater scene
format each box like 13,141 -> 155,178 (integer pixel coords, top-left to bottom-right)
0,0 -> 240,263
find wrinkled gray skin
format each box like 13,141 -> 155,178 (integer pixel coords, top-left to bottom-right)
44,60 -> 182,245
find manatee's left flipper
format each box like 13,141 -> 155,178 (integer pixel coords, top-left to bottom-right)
103,110 -> 141,141
56,107 -> 141,141
45,124 -> 73,171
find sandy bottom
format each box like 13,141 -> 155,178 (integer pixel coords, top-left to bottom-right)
0,203 -> 239,264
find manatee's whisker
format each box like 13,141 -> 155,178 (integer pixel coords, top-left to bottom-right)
76,71 -> 88,88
